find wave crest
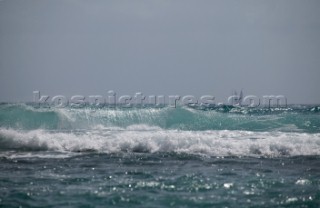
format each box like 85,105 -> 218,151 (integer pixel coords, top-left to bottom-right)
0,104 -> 319,132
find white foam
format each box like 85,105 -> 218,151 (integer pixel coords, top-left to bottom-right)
1,126 -> 320,157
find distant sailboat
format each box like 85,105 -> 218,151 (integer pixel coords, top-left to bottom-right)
232,90 -> 243,106
239,90 -> 243,105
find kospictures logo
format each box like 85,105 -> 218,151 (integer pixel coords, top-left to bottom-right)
33,91 -> 287,108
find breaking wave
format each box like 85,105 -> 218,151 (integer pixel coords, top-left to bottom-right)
1,103 -> 319,157
1,126 -> 320,157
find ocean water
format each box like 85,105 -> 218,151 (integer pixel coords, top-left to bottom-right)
0,103 -> 320,207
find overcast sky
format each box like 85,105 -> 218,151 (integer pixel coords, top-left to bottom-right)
0,0 -> 320,104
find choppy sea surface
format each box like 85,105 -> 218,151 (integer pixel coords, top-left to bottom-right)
0,103 -> 320,207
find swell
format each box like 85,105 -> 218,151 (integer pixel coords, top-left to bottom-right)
0,103 -> 319,132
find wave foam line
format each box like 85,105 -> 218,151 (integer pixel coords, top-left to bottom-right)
1,126 -> 320,157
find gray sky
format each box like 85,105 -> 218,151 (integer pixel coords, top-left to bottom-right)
0,0 -> 320,104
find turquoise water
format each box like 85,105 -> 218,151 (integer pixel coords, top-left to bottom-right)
0,103 -> 320,207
